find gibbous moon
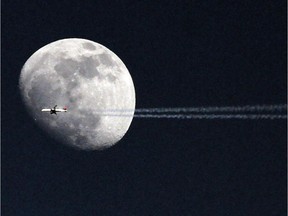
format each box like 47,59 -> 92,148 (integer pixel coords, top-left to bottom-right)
19,38 -> 135,150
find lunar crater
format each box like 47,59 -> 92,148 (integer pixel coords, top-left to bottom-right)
54,59 -> 79,79
99,53 -> 115,66
82,42 -> 96,50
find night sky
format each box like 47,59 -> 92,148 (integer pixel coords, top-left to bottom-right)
2,1 -> 287,215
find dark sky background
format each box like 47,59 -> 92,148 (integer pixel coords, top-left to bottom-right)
2,1 -> 287,215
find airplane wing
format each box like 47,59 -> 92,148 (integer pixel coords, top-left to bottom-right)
41,109 -> 51,112
55,109 -> 67,112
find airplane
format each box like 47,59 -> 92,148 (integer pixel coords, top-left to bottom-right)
41,105 -> 67,115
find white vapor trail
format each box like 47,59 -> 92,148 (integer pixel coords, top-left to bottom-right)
135,104 -> 287,113
97,104 -> 287,120
99,104 -> 287,114
100,114 -> 286,120
134,114 -> 287,120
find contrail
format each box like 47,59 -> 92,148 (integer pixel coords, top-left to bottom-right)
134,114 -> 287,120
96,104 -> 287,120
99,104 -> 287,114
100,113 -> 286,120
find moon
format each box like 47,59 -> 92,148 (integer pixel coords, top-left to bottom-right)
19,38 -> 135,150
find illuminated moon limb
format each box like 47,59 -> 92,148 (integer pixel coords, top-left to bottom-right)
19,38 -> 135,150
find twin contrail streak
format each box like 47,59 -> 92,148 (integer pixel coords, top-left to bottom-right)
97,104 -> 287,120
135,104 -> 287,113
134,114 -> 287,120
100,104 -> 287,113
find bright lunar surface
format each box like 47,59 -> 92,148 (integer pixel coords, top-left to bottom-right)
19,38 -> 135,150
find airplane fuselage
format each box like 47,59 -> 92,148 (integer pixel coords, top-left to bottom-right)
41,105 -> 67,115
